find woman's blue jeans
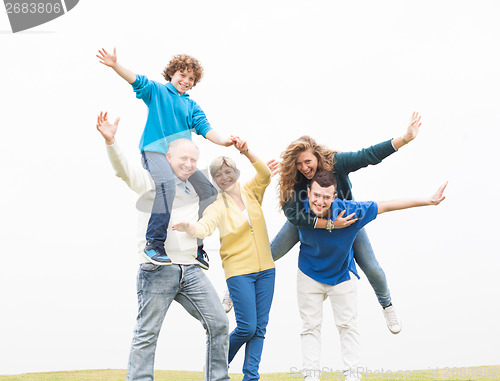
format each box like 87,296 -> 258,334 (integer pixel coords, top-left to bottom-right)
270,221 -> 391,307
226,268 -> 275,381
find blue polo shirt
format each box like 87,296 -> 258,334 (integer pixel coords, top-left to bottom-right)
131,75 -> 212,154
298,198 -> 378,286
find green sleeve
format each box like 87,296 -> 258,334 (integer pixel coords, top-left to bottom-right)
334,139 -> 396,175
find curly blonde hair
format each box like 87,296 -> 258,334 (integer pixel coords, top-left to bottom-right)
162,54 -> 204,86
278,136 -> 337,209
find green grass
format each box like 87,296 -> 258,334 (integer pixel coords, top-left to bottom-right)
0,366 -> 498,381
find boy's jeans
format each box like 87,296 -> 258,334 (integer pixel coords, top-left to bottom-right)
297,269 -> 360,376
226,268 -> 275,381
270,220 -> 391,307
126,264 -> 230,381
141,151 -> 216,245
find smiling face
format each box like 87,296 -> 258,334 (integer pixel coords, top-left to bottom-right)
296,149 -> 319,180
213,164 -> 239,191
166,140 -> 199,181
170,69 -> 196,94
307,180 -> 336,217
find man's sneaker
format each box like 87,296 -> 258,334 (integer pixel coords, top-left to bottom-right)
221,288 -> 233,313
383,304 -> 402,334
143,242 -> 172,266
304,376 -> 320,381
196,247 -> 209,270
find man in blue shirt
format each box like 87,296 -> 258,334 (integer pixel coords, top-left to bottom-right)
297,171 -> 447,381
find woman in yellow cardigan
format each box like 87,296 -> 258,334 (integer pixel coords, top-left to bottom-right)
173,137 -> 275,381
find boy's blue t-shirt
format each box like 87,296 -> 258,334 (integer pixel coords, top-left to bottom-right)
298,198 -> 378,286
131,75 -> 212,154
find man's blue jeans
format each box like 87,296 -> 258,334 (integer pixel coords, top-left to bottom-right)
226,268 -> 275,381
270,220 -> 391,307
126,264 -> 230,381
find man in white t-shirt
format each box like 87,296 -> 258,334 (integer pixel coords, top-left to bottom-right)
96,112 -> 229,381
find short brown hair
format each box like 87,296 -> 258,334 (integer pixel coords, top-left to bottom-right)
309,170 -> 337,190
162,54 -> 204,86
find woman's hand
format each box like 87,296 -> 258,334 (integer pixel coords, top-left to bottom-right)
333,210 -> 358,229
403,111 -> 421,143
171,222 -> 196,236
231,135 -> 248,153
392,112 -> 422,150
266,159 -> 280,177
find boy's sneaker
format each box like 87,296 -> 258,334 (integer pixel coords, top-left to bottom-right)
143,242 -> 172,266
196,247 -> 209,270
221,288 -> 233,313
383,304 -> 402,334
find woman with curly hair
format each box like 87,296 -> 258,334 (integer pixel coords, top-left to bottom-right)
272,112 -> 422,334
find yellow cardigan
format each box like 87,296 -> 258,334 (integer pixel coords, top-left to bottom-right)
194,160 -> 275,279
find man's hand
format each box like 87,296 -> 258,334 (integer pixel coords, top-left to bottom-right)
97,48 -> 117,68
96,111 -> 120,145
429,181 -> 448,205
333,210 -> 358,229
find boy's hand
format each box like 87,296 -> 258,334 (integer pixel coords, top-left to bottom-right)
221,138 -> 234,147
231,136 -> 248,153
266,159 -> 280,177
97,48 -> 117,68
429,181 -> 448,205
96,111 -> 120,145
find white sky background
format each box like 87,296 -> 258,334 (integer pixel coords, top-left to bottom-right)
1,0 -> 500,375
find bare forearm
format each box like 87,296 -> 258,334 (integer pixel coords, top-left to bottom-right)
391,136 -> 411,150
377,198 -> 431,214
205,129 -> 232,147
242,149 -> 259,164
112,62 -> 136,84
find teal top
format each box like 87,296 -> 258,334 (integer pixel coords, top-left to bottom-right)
131,75 -> 212,154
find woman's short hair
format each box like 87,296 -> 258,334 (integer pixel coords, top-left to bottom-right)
209,156 -> 239,178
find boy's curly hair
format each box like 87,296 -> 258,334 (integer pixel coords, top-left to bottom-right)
162,54 -> 204,86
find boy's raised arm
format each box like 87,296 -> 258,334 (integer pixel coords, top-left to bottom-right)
377,181 -> 448,214
97,47 -> 136,84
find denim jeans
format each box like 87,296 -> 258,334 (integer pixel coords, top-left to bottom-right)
141,151 -> 217,245
270,220 -> 391,307
126,263 -> 230,381
226,268 -> 275,381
